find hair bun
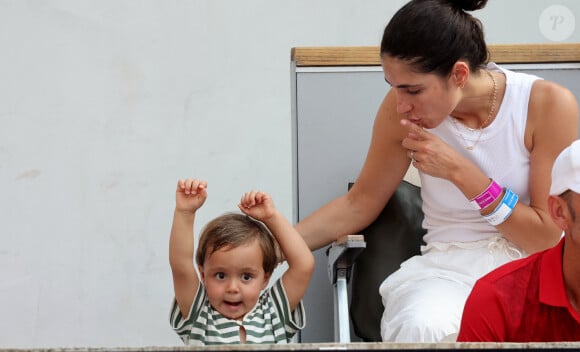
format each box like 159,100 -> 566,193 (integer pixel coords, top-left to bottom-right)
446,0 -> 488,11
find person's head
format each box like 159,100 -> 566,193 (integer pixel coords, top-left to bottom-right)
381,0 -> 488,77
548,140 -> 580,239
196,213 -> 280,320
380,0 -> 490,128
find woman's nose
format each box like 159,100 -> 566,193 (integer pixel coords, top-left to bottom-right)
397,98 -> 412,115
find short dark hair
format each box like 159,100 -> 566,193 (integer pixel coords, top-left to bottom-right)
196,213 -> 280,275
380,0 -> 489,76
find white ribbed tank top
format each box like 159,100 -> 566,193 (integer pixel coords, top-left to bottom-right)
420,63 -> 540,244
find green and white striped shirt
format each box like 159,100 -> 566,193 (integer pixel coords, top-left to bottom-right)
169,279 -> 305,345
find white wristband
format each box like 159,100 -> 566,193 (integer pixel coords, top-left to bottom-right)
483,188 -> 518,226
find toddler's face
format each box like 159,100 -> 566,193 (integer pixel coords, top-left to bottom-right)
199,241 -> 270,320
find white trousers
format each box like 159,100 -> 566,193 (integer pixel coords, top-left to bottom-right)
379,236 -> 523,342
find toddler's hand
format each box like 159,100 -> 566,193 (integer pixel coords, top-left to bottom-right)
238,191 -> 276,221
175,178 -> 207,213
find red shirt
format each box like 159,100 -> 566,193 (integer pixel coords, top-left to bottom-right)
457,238 -> 580,342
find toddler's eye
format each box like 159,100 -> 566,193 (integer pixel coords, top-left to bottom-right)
215,272 -> 225,280
242,273 -> 252,281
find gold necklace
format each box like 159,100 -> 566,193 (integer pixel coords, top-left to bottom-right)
451,70 -> 497,150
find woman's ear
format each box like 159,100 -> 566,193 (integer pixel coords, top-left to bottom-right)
451,61 -> 469,88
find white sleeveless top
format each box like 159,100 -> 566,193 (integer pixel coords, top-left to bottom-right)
420,63 -> 540,244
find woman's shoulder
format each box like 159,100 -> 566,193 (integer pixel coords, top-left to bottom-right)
493,62 -> 577,113
376,90 -> 408,133
494,62 -> 574,99
526,76 -> 579,154
494,64 -> 542,88
529,79 -> 578,113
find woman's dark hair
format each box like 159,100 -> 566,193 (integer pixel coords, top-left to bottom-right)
381,0 -> 489,76
196,213 -> 280,275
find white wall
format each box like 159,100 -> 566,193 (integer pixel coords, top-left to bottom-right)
0,0 -> 577,348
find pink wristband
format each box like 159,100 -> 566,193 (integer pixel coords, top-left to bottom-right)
470,179 -> 502,210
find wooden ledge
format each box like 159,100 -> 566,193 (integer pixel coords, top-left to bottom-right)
291,43 -> 580,67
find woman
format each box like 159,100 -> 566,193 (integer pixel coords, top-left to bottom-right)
295,0 -> 579,342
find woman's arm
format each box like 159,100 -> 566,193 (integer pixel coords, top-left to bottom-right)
497,80 -> 578,253
297,91 -> 411,251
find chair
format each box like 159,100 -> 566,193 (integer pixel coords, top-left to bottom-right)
327,170 -> 425,342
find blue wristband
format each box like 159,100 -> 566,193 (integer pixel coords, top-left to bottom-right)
483,188 -> 518,226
